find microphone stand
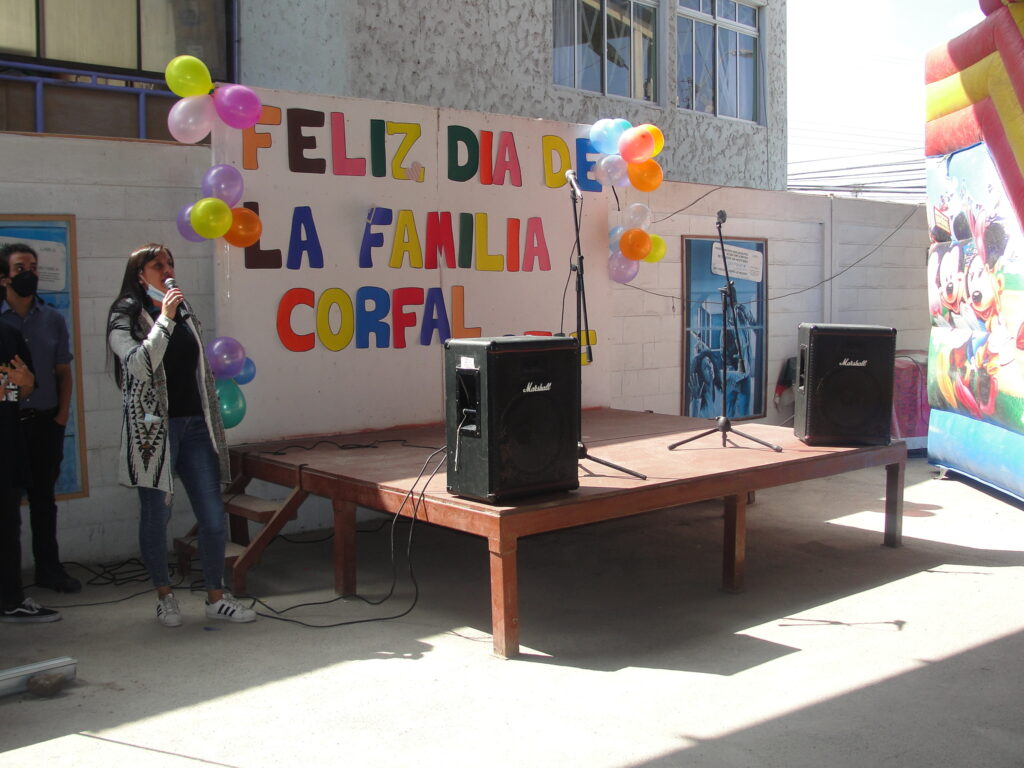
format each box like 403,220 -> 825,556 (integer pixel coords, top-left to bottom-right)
568,180 -> 647,479
668,215 -> 781,453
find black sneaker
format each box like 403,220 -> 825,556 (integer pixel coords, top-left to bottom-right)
0,597 -> 62,623
35,571 -> 82,594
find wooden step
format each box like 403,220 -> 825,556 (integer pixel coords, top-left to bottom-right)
223,492 -> 279,524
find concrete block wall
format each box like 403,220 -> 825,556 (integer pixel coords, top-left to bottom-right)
1,133 -> 337,566
2,132 -> 929,564
607,184 -> 930,424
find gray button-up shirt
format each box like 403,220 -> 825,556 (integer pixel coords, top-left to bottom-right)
0,296 -> 73,411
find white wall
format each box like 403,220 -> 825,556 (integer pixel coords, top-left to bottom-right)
0,129 -> 926,566
606,183 -> 931,422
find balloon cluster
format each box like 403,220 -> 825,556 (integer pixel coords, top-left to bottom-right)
165,55 -> 263,247
607,203 -> 667,284
586,119 -> 667,284
588,119 -> 665,193
205,335 -> 256,429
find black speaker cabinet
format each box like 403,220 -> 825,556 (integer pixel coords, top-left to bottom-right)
444,336 -> 580,503
794,323 -> 897,446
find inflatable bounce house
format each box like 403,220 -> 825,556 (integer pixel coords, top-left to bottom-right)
925,0 -> 1024,499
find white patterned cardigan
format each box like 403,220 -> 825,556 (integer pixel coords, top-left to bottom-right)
108,308 -> 229,492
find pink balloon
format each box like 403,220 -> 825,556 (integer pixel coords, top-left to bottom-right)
618,126 -> 656,164
167,95 -> 216,144
608,252 -> 640,284
213,85 -> 262,130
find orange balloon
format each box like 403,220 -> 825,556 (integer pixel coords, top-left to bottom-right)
619,228 -> 652,261
223,207 -> 262,248
628,159 -> 663,192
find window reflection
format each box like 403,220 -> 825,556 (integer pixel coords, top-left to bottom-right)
694,20 -> 715,113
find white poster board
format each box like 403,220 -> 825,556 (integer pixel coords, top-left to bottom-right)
711,241 -> 763,282
212,89 -> 610,441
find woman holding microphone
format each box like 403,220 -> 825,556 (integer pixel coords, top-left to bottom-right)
107,243 -> 255,627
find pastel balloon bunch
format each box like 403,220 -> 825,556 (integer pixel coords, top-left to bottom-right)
165,55 -> 263,143
205,336 -> 256,428
588,119 -> 665,193
165,55 -> 264,246
177,164 -> 263,245
606,202 -> 667,284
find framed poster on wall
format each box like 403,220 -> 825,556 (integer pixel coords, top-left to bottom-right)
0,215 -> 88,499
681,236 -> 767,420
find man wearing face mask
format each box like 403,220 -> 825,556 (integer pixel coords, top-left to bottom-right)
0,243 -> 80,594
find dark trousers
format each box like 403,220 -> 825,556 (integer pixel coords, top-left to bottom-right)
0,484 -> 25,610
20,409 -> 66,578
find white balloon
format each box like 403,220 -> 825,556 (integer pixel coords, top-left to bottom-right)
600,154 -> 629,187
167,95 -> 216,144
625,202 -> 653,231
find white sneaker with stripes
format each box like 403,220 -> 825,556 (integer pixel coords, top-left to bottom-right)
205,592 -> 256,623
156,593 -> 182,627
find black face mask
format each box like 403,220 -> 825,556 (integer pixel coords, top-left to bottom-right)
9,271 -> 38,298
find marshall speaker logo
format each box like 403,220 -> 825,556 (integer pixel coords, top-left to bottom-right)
840,358 -> 868,367
523,382 -> 552,393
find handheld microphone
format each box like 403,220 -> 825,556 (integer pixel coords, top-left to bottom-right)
163,278 -> 193,321
565,169 -> 583,199
717,209 -> 728,225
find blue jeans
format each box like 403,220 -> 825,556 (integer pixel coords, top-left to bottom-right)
138,416 -> 225,590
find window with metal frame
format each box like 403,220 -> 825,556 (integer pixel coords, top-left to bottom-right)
676,0 -> 761,121
0,0 -> 233,81
553,0 -> 659,103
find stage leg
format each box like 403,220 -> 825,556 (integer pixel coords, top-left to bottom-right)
723,493 -> 747,591
488,535 -> 519,658
884,460 -> 905,547
333,499 -> 357,595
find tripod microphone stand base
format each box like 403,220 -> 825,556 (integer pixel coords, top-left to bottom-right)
667,416 -> 783,452
579,442 -> 648,480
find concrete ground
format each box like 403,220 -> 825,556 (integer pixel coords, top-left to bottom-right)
2,455 -> 1023,767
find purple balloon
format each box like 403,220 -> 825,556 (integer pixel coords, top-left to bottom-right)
201,164 -> 244,207
205,336 -> 246,380
176,204 -> 206,242
213,84 -> 262,130
608,252 -> 640,284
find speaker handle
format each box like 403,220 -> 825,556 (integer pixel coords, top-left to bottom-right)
798,344 -> 808,392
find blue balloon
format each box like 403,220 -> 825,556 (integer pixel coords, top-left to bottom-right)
589,118 -> 619,155
234,356 -> 256,385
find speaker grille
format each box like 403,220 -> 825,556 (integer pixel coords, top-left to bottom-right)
445,336 -> 580,502
795,323 -> 896,446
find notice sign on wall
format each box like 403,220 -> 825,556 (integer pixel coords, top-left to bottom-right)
212,89 -> 610,441
711,242 -> 763,283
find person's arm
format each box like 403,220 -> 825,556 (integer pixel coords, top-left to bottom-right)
107,308 -> 173,382
54,314 -> 73,426
55,362 -> 72,425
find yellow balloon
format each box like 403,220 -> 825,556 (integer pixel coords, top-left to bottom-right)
640,124 -> 665,157
190,197 -> 232,239
165,55 -> 213,98
644,234 -> 667,263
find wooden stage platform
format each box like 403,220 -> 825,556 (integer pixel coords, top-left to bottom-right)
228,409 -> 906,658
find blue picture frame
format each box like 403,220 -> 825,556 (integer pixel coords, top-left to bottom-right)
0,215 -> 88,499
682,236 -> 767,420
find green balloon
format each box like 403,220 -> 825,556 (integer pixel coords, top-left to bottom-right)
216,378 -> 246,428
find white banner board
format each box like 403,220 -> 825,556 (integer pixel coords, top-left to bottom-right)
212,89 -> 610,441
